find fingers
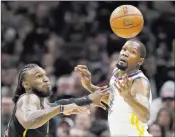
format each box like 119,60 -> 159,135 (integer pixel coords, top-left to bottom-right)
73,105 -> 89,111
117,79 -> 124,90
99,102 -> 107,110
92,102 -> 107,110
100,85 -> 108,90
101,86 -> 109,92
98,87 -> 110,96
76,65 -> 88,70
64,104 -> 90,115
74,107 -> 90,114
123,74 -> 132,88
76,106 -> 89,111
123,74 -> 128,89
74,67 -> 91,77
70,109 -> 90,115
128,78 -> 132,87
80,68 -> 91,76
114,80 -> 123,93
102,94 -> 110,98
74,65 -> 88,72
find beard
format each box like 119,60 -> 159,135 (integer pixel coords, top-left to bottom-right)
32,87 -> 51,98
116,61 -> 128,71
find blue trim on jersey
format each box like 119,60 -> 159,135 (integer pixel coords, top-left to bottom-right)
114,70 -> 142,80
132,76 -> 150,84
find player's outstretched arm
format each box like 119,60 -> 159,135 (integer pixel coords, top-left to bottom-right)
49,86 -> 109,110
115,75 -> 150,123
74,65 -> 98,92
74,65 -> 110,108
15,94 -> 89,129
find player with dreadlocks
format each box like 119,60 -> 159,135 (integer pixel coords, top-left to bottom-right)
5,64 -> 109,137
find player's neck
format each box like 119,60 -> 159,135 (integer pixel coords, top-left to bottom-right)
115,67 -> 140,78
125,68 -> 139,75
26,89 -> 45,103
118,68 -> 139,77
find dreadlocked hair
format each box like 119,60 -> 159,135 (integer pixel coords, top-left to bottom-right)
13,64 -> 38,103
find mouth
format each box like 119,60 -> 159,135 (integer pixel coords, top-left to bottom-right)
118,58 -> 128,63
44,84 -> 51,88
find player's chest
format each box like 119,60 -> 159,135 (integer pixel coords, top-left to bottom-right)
109,77 -> 136,97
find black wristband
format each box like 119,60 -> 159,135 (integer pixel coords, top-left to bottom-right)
75,96 -> 92,106
53,96 -> 93,107
84,96 -> 93,104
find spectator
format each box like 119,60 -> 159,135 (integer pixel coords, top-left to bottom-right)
148,81 -> 175,125
143,55 -> 158,99
56,118 -> 74,137
156,108 -> 174,137
148,122 -> 165,137
1,1 -> 174,137
100,130 -> 110,137
74,114 -> 92,131
56,75 -> 76,96
2,97 -> 14,135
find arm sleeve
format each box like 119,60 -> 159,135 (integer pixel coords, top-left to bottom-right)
49,96 -> 92,107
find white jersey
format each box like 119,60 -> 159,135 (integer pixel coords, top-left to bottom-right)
108,70 -> 152,137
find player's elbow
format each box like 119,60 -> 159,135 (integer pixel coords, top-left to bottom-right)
141,115 -> 150,123
22,120 -> 40,129
22,120 -> 31,129
140,111 -> 150,123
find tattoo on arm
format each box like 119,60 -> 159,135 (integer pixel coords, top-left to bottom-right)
16,94 -> 61,129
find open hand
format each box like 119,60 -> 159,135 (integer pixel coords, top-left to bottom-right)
74,65 -> 92,90
88,86 -> 109,110
114,74 -> 133,99
63,104 -> 90,115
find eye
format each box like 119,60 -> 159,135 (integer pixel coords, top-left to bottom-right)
36,74 -> 42,78
131,51 -> 136,54
122,48 -> 126,51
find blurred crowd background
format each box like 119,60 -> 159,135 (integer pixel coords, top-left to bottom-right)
1,1 -> 175,137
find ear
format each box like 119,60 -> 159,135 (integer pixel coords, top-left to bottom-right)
138,58 -> 144,66
22,81 -> 30,89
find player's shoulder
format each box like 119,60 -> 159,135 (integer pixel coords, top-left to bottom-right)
133,70 -> 149,82
17,93 -> 40,106
132,74 -> 151,97
132,71 -> 150,87
132,73 -> 151,94
133,77 -> 150,87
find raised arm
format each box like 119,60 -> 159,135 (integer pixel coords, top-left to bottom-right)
49,96 -> 92,107
115,75 -> 151,123
74,65 -> 110,107
49,87 -> 109,110
127,78 -> 151,123
16,94 -> 89,129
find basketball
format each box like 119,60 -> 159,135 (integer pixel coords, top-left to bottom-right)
110,5 -> 144,38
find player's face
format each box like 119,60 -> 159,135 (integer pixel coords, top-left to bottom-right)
116,41 -> 142,71
25,67 -> 51,97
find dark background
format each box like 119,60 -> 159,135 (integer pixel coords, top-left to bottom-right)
1,1 -> 175,137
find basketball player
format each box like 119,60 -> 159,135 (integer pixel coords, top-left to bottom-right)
75,39 -> 153,136
5,64 -> 109,137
